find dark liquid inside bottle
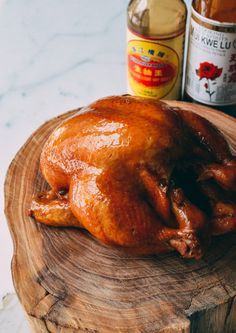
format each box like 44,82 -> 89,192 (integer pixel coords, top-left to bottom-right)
184,0 -> 236,117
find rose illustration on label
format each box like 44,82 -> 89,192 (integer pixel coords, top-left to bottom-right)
196,62 -> 223,101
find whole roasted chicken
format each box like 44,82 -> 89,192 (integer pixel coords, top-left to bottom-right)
31,96 -> 236,259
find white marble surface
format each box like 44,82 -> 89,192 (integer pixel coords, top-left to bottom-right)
0,0 -> 191,330
0,294 -> 30,333
1,0 -> 129,295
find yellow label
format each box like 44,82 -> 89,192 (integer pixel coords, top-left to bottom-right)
127,29 -> 185,100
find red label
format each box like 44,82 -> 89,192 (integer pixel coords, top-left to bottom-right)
128,53 -> 176,88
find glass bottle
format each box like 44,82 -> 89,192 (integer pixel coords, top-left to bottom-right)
184,0 -> 236,117
127,0 -> 187,100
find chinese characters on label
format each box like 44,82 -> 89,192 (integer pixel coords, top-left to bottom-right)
186,11 -> 236,106
228,53 -> 236,83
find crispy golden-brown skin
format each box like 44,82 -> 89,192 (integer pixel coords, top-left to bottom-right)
30,96 -> 236,259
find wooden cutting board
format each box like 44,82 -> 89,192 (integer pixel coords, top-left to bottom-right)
4,101 -> 236,333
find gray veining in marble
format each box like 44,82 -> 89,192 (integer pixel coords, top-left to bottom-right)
0,0 -> 191,330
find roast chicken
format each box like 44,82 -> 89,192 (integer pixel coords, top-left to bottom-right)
30,96 -> 236,259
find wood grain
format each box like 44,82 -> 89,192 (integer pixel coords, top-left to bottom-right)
4,102 -> 236,333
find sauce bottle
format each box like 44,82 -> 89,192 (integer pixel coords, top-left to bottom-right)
184,0 -> 236,117
127,0 -> 187,100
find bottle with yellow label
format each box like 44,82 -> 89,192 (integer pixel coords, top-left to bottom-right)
127,0 -> 187,100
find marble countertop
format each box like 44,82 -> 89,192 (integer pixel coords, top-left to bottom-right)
0,0 -> 191,330
1,0 -> 128,295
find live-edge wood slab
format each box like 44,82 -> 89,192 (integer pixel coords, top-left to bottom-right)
4,101 -> 236,333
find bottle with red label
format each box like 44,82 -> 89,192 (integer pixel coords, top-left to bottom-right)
127,0 -> 187,100
184,0 -> 236,117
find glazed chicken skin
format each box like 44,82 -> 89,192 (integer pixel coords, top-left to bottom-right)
31,96 -> 236,259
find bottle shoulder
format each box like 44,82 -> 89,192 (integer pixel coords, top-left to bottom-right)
192,0 -> 236,24
128,0 -> 187,39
